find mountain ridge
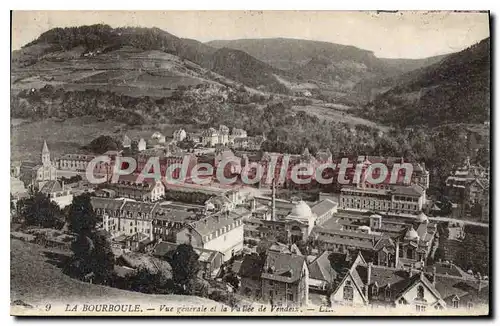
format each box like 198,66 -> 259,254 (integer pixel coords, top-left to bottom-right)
361,37 -> 490,127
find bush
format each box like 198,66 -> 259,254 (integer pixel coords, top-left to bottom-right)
208,289 -> 239,308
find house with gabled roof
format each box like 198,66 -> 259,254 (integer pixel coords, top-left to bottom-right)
307,250 -> 338,292
238,248 -> 309,307
328,251 -> 488,313
176,209 -> 248,261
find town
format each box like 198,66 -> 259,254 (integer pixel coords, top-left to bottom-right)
9,12 -> 490,317
10,125 -> 490,312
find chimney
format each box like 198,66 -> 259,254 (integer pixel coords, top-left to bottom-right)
409,263 -> 414,277
395,239 -> 400,268
431,266 -> 437,285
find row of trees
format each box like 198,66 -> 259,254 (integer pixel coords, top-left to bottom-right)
12,83 -> 489,200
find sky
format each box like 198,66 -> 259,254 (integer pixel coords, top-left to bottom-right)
11,10 -> 490,59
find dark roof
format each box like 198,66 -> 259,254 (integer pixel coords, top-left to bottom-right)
91,197 -> 126,211
308,250 -> 338,282
121,201 -> 157,214
113,174 -> 163,191
261,251 -> 306,283
424,262 -> 473,279
152,242 -> 221,263
190,210 -> 246,237
392,184 -> 425,197
239,253 -> 264,279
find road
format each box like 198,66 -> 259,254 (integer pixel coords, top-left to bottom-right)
428,216 -> 489,228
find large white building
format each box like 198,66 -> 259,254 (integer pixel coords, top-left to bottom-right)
176,208 -> 249,261
340,183 -> 426,216
201,125 -> 230,147
57,153 -> 96,172
109,175 -> 165,202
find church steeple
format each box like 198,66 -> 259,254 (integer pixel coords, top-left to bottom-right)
42,140 -> 51,166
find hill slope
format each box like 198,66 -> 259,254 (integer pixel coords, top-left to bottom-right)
11,238 -> 219,315
207,38 -> 447,101
12,25 -> 289,95
362,37 -> 490,127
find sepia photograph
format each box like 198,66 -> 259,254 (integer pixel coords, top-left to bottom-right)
9,10 -> 491,316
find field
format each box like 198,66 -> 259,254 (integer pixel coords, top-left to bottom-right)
11,238 -> 220,315
291,104 -> 390,132
11,48 -> 213,98
10,116 -> 195,162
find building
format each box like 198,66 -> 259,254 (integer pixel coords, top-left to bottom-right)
327,252 -> 488,312
134,152 -> 197,183
92,198 -> 199,242
138,138 -> 147,151
176,208 -> 248,261
339,183 -> 426,216
201,125 -> 230,147
311,209 -> 437,268
10,176 -> 28,201
152,242 -> 224,279
151,131 -> 165,141
307,250 -> 338,292
310,199 -> 338,225
123,135 -> 132,148
445,157 -> 489,218
19,141 -> 58,189
56,153 -> 96,172
229,128 -> 248,145
39,180 -> 73,208
108,174 -> 165,202
245,183 -> 320,244
173,129 -> 187,142
238,248 -> 309,307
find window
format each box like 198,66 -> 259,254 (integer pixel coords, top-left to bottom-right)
416,286 -> 425,301
288,293 -> 294,301
343,280 -> 354,302
467,302 -> 473,309
452,298 -> 459,309
416,304 -> 426,312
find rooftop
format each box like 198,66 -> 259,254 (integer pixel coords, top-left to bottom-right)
261,250 -> 306,284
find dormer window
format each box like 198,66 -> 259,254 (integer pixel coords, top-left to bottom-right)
452,297 -> 459,309
372,284 -> 379,297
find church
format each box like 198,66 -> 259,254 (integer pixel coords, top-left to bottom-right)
19,141 -> 57,189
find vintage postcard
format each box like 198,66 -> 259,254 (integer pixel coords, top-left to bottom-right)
10,10 -> 491,316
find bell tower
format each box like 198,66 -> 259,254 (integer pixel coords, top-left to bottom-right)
42,140 -> 51,167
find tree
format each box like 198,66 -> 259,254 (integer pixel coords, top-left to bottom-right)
17,190 -> 64,228
123,267 -> 173,294
83,135 -> 123,154
65,194 -> 115,284
165,244 -> 201,294
67,193 -> 98,236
